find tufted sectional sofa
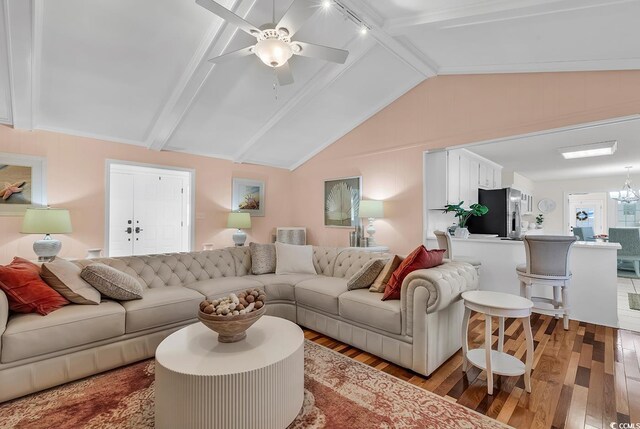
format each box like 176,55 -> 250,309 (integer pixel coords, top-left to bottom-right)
0,246 -> 477,402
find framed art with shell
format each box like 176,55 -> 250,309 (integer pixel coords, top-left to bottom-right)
324,176 -> 361,227
0,153 -> 47,216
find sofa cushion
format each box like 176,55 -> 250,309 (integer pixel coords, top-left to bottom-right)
120,286 -> 203,333
186,277 -> 263,300
347,258 -> 387,290
383,247 -> 445,301
276,242 -> 316,275
1,301 -> 125,363
0,257 -> 69,315
295,276 -> 348,315
249,242 -> 276,275
246,273 -> 319,302
370,255 -> 403,293
339,289 -> 402,335
41,258 -> 101,305
81,263 -> 144,301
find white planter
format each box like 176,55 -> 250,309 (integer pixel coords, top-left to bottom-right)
455,227 -> 470,239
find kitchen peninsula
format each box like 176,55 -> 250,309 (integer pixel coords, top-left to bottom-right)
425,236 -> 621,328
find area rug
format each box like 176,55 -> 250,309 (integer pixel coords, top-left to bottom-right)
629,293 -> 640,311
0,340 -> 507,429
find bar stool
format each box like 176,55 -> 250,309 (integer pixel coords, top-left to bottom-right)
434,230 -> 481,271
461,290 -> 534,395
517,235 -> 577,330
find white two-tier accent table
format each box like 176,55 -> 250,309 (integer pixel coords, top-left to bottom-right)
155,316 -> 304,429
461,290 -> 534,395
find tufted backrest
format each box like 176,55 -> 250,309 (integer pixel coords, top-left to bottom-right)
332,250 -> 390,279
312,246 -> 341,276
74,249 -> 238,288
227,246 -> 252,276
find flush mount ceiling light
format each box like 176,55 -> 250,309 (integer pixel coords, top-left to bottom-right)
195,0 -> 350,86
612,166 -> 640,204
558,140 -> 617,159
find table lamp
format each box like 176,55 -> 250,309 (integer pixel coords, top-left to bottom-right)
21,207 -> 72,261
359,200 -> 384,247
227,212 -> 251,246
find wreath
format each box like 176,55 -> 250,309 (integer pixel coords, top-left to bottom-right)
576,210 -> 589,221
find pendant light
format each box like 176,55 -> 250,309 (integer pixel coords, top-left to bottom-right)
612,167 -> 640,203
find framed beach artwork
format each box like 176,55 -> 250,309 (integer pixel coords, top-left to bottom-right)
232,178 -> 265,217
0,153 -> 46,216
324,176 -> 361,227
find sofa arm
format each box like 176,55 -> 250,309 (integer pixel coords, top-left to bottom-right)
401,261 -> 478,337
0,288 -> 8,353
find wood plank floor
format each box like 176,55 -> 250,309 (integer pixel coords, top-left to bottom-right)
304,313 -> 640,429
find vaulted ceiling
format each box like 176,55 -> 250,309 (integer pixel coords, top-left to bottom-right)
1,0 -> 639,170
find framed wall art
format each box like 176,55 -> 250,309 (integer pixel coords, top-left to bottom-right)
232,178 -> 265,217
0,153 -> 47,216
324,176 -> 361,227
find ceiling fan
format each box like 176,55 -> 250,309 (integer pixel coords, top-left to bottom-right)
196,0 -> 349,85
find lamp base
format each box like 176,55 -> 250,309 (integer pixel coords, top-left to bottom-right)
366,218 -> 377,247
232,229 -> 247,247
33,234 -> 61,262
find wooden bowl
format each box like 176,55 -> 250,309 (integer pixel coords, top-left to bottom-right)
198,305 -> 267,343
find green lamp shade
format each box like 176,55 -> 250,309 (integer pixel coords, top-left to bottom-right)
359,200 -> 384,219
21,208 -> 73,234
227,212 -> 251,229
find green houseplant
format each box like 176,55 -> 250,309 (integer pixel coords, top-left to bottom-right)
442,201 -> 489,238
535,214 -> 544,229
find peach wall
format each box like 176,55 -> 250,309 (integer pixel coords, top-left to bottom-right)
291,71 -> 640,255
0,126 -> 292,264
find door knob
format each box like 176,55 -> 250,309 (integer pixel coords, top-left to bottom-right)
135,227 -> 143,233
125,227 -> 132,234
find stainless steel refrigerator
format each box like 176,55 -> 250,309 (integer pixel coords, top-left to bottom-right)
467,188 -> 523,238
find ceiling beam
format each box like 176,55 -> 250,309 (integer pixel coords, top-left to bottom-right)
4,0 -> 40,130
232,34 -> 377,164
337,0 -> 437,78
145,0 -> 259,151
384,0 -> 633,34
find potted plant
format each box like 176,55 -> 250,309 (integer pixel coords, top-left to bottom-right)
535,214 -> 544,229
442,201 -> 489,238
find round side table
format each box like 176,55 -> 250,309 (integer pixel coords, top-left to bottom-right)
155,316 -> 304,429
461,290 -> 534,395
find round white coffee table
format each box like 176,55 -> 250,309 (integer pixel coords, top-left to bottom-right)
155,316 -> 304,429
461,290 -> 534,395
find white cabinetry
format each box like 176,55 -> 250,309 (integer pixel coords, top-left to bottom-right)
445,149 -> 502,206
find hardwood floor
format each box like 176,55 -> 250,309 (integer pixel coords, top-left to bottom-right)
304,313 -> 640,429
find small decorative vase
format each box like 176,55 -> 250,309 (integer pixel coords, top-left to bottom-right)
536,225 -> 543,229
454,227 -> 470,239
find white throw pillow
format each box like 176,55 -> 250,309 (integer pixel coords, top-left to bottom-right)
275,242 -> 316,275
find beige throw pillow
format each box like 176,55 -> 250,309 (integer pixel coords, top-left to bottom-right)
369,255 -> 403,293
347,258 -> 387,290
41,258 -> 101,305
275,242 -> 316,275
80,263 -> 143,301
249,242 -> 276,275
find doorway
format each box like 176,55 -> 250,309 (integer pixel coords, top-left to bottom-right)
106,161 -> 194,257
566,192 -> 608,236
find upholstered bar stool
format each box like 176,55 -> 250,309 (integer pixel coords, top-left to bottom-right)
517,235 -> 577,330
434,230 -> 481,271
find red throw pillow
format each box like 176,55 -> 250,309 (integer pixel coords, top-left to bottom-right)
0,257 -> 69,315
382,246 -> 445,301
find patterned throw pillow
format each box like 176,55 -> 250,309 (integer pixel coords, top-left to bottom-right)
80,263 -> 143,301
382,246 -> 445,301
369,255 -> 403,293
249,242 -> 276,275
0,257 -> 69,315
41,258 -> 101,305
347,258 -> 387,290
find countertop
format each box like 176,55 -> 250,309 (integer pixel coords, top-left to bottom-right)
425,236 -> 621,250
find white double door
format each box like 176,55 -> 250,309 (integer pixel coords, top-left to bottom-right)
108,165 -> 191,257
567,193 -> 607,235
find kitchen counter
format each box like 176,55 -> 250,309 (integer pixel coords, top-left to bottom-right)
425,236 -> 621,327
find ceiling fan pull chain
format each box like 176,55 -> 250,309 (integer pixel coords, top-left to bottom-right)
273,70 -> 278,100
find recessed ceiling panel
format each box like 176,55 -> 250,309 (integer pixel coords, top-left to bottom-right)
0,4 -> 12,124
37,0 -> 216,142
403,1 -> 640,72
243,44 -> 424,169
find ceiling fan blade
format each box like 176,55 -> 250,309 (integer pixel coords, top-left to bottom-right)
276,62 -> 294,86
208,45 -> 255,64
292,41 -> 349,64
196,0 -> 261,36
276,0 -> 317,37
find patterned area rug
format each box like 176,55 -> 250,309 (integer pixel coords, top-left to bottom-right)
0,340 -> 507,429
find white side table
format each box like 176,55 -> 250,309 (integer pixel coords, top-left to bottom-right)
155,316 -> 304,429
461,290 -> 534,395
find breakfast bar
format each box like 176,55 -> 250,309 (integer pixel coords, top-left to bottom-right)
425,236 -> 621,328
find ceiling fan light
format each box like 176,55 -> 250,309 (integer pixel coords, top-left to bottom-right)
254,38 -> 293,68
